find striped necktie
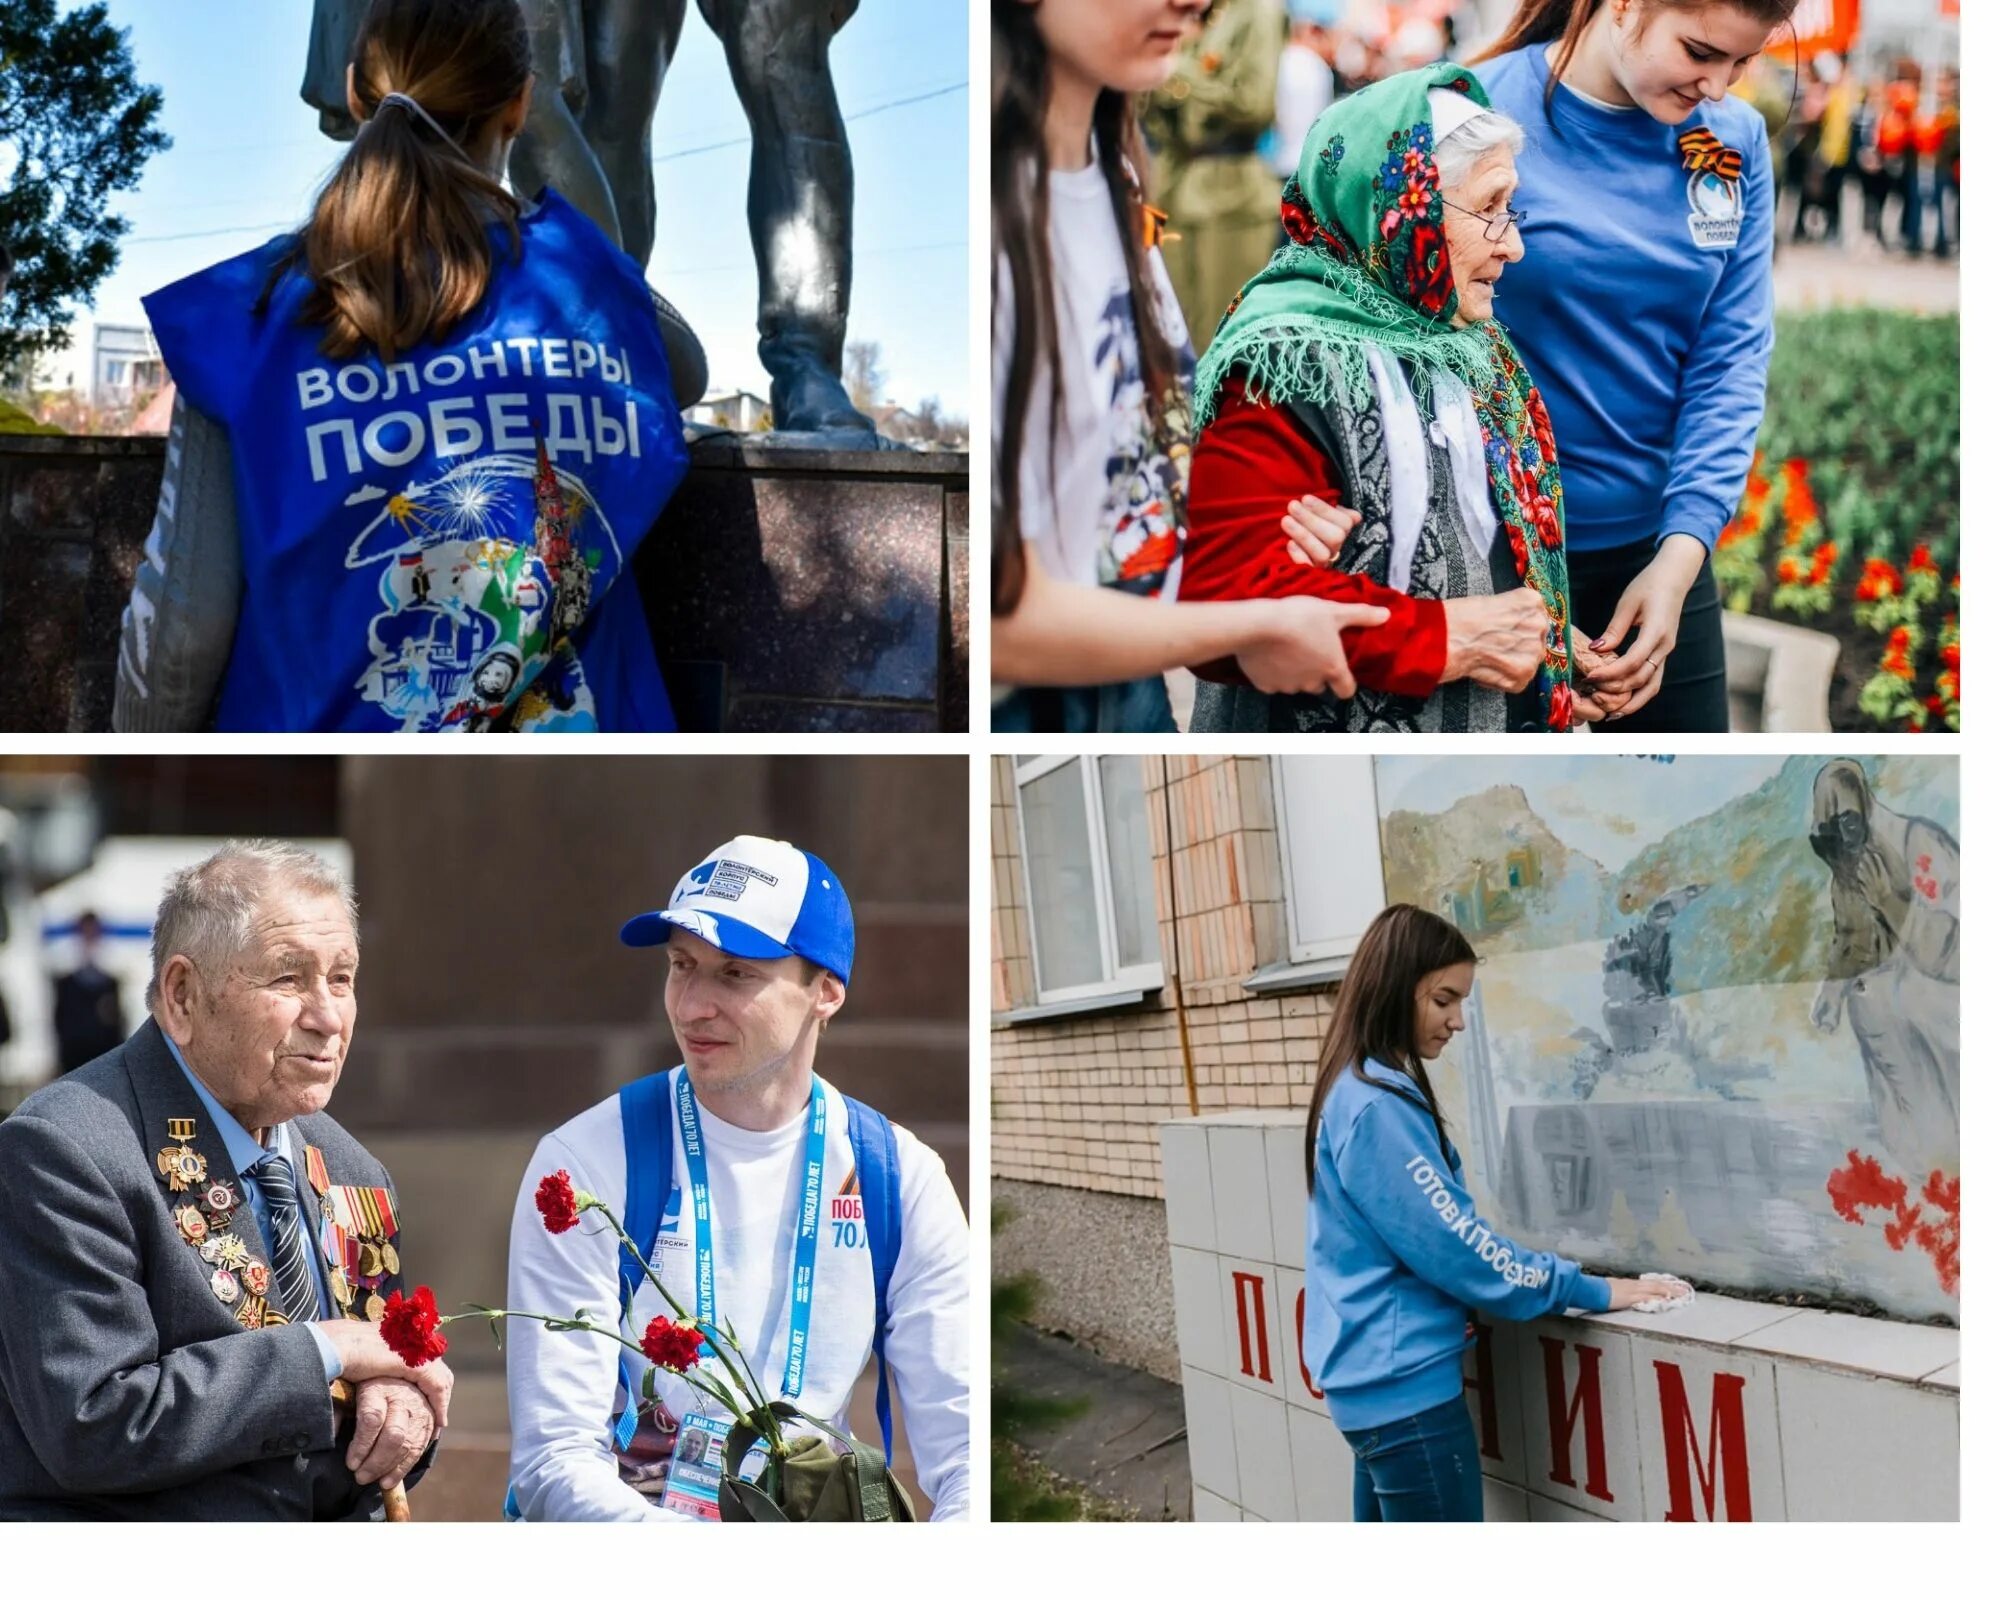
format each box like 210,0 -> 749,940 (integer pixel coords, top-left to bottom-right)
251,1154 -> 322,1325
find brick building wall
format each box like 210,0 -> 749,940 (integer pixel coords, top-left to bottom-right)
991,754 -> 1341,1375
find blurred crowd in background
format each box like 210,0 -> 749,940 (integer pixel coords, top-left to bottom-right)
1142,0 -> 1959,355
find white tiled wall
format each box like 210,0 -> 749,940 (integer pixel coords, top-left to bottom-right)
1163,1110 -> 1960,1523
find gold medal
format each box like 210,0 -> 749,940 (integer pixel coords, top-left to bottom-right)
235,1294 -> 267,1329
212,1234 -> 251,1271
329,1268 -> 355,1311
241,1261 -> 271,1298
176,1206 -> 209,1244
364,1291 -> 385,1323
210,1268 -> 240,1305
357,1242 -> 384,1280
157,1119 -> 208,1193
381,1242 -> 400,1276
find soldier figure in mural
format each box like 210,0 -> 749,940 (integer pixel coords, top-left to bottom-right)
303,0 -> 878,439
1599,884 -> 1705,1055
1807,759 -> 1960,1178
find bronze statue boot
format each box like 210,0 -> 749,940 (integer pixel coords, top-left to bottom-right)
761,340 -> 881,445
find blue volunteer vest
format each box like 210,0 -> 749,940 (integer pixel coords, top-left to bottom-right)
143,189 -> 688,732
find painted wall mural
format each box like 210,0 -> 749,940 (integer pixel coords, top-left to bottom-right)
1373,754 -> 1959,1324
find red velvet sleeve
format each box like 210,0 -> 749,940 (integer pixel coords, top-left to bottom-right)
1180,376 -> 1446,696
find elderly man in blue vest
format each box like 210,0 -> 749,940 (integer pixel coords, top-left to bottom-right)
504,835 -> 970,1520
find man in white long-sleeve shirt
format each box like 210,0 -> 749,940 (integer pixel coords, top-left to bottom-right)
504,835 -> 970,1521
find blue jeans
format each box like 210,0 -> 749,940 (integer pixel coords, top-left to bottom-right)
1340,1394 -> 1485,1522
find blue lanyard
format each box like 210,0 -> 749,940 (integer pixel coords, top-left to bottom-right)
673,1070 -> 827,1401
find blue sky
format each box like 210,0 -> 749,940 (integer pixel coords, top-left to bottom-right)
76,0 -> 969,413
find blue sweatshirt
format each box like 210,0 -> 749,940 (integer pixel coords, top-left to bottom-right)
1478,46 -> 1775,554
1304,1061 -> 1613,1431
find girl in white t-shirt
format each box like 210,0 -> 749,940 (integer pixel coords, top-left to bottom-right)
991,0 -> 1387,732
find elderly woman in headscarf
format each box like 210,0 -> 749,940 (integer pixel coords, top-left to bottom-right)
1177,64 -> 1644,734
1808,758 -> 1959,1178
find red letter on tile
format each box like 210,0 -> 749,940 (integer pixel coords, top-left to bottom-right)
1464,1318 -> 1503,1463
1540,1335 -> 1613,1504
1653,1360 -> 1753,1521
1294,1288 -> 1323,1399
1232,1271 -> 1271,1383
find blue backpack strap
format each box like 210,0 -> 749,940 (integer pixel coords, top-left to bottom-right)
844,1094 -> 903,1468
612,1068 -> 678,1452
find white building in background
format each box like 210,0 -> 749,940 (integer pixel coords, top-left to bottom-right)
686,387 -> 768,432
30,319 -> 164,406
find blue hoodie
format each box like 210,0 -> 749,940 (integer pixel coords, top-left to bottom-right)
1304,1060 -> 1612,1431
1476,46 -> 1775,555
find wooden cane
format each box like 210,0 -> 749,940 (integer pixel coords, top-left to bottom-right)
330,1379 -> 415,1521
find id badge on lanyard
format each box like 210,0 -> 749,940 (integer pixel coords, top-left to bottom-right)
674,1070 -> 828,1401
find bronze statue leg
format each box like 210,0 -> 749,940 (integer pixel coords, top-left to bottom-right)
300,0 -> 371,138
509,0 -> 624,249
695,0 -> 872,433
578,0 -> 687,268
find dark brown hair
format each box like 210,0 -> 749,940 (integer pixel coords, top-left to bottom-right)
1304,904 -> 1477,1193
264,0 -> 531,361
1474,0 -> 1802,103
991,5 -> 1184,616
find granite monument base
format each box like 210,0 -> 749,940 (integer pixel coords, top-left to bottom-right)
0,434 -> 968,732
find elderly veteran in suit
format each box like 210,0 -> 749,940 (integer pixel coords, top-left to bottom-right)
0,841 -> 453,1519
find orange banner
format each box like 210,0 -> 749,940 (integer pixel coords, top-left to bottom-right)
1766,0 -> 1862,59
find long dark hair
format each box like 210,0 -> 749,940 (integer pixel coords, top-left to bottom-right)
991,5 -> 1184,616
1304,904 -> 1477,1192
1474,0 -> 1803,104
262,0 -> 531,361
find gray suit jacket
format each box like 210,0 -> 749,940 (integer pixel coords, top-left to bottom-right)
0,1020 -> 431,1519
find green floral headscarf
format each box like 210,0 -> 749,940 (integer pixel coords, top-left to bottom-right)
1195,61 -> 1575,731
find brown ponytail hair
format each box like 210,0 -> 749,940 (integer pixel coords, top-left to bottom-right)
1304,905 -> 1477,1193
991,5 -> 1185,616
265,0 -> 532,362
1474,0 -> 1802,104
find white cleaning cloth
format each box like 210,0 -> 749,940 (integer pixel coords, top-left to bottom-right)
1627,1272 -> 1696,1312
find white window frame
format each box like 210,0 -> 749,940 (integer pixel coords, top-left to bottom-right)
1272,755 -> 1389,970
1011,754 -> 1165,1005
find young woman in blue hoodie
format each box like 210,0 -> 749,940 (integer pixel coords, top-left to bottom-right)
1302,904 -> 1677,1521
1472,0 -> 1802,730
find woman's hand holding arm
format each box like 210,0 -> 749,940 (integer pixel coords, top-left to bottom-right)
1582,532 -> 1707,699
992,542 -> 1388,698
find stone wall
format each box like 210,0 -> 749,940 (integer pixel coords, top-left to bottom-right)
0,435 -> 967,731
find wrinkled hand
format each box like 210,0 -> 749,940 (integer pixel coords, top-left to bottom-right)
347,1376 -> 439,1490
1585,534 -> 1706,697
1237,596 -> 1391,698
1441,589 -> 1548,691
317,1319 -> 454,1430
1568,630 -> 1631,723
1281,494 -> 1362,569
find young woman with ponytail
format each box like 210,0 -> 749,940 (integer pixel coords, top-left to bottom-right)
991,0 -> 1392,731
1302,905 -> 1676,1521
1472,0 -> 1799,732
115,0 -> 705,733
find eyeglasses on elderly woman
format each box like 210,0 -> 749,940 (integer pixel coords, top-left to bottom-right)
1439,196 -> 1527,242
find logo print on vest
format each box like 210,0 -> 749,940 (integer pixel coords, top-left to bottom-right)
347,430 -> 618,732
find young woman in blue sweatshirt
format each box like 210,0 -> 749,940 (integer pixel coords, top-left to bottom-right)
1471,0 -> 1801,731
1303,904 -> 1676,1521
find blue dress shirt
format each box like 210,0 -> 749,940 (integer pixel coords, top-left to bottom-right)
165,1036 -> 342,1381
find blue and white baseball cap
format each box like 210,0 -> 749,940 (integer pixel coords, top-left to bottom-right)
619,835 -> 854,982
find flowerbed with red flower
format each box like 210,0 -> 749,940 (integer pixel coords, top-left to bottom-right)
1712,310 -> 1957,732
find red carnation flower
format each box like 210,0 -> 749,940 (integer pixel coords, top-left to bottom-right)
641,1316 -> 704,1373
1549,681 -> 1574,732
536,1169 -> 581,1234
379,1286 -> 448,1367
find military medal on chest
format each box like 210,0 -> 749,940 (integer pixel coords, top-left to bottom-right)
320,1168 -> 403,1325
156,1118 -> 208,1193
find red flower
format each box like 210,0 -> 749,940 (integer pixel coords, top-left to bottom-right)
1940,641 -> 1960,672
1777,557 -> 1801,585
1281,198 -> 1318,246
535,1169 -> 581,1234
641,1317 -> 704,1373
379,1286 -> 448,1367
1909,544 -> 1935,574
1402,217 -> 1454,318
